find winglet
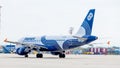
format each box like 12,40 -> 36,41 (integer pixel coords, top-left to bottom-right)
4,38 -> 8,42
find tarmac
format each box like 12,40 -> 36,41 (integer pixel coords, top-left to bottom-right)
0,54 -> 120,68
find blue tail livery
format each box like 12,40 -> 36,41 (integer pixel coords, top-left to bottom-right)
75,9 -> 95,37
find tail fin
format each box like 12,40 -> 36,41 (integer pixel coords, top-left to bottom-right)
75,9 -> 95,37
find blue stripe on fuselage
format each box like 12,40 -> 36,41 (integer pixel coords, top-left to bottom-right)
63,39 -> 85,49
41,36 -> 62,51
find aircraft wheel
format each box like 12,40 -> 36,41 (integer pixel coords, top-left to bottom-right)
36,54 -> 43,58
25,54 -> 28,58
59,53 -> 65,58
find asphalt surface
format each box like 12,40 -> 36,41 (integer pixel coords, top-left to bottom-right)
0,54 -> 120,68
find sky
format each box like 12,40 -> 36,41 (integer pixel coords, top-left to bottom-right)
0,0 -> 120,46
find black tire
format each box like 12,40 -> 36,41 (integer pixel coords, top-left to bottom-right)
59,54 -> 65,58
36,54 -> 43,58
25,54 -> 28,58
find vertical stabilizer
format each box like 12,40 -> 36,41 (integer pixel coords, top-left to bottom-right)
75,9 -> 95,37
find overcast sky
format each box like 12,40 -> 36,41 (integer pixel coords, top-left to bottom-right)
0,0 -> 120,46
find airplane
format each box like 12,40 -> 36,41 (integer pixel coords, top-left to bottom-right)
4,9 -> 98,58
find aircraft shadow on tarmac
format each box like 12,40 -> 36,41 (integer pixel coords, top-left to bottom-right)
7,56 -> 82,59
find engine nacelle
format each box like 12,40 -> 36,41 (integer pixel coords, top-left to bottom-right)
16,47 -> 31,55
51,52 -> 60,55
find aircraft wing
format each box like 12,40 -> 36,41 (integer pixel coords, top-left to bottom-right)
4,38 -> 47,49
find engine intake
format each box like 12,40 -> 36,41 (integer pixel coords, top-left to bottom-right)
16,47 -> 31,55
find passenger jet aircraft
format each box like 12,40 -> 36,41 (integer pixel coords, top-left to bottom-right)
4,9 -> 98,58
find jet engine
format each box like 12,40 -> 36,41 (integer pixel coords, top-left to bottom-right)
16,47 -> 31,55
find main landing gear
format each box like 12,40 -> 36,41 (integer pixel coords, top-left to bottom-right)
25,54 -> 28,58
59,53 -> 65,58
24,54 -> 43,58
36,53 -> 43,58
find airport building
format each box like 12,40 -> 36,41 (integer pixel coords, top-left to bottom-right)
89,48 -> 107,54
65,46 -> 120,55
0,44 -> 16,53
